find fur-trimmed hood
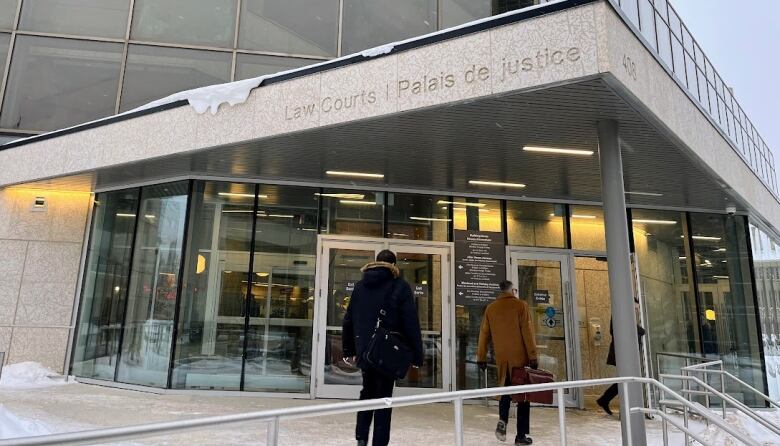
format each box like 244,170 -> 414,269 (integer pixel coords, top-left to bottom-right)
360,261 -> 400,278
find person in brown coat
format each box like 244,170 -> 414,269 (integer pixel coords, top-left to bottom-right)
477,280 -> 538,445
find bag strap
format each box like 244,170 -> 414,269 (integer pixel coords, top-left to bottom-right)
374,279 -> 399,330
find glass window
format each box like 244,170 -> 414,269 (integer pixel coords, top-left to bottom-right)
689,213 -> 765,404
452,198 -> 501,232
238,0 -> 338,57
244,185 -> 318,392
387,193 -> 450,242
120,45 -> 231,112
117,182 -> 189,387
171,182 -> 254,390
0,32 -> 9,79
569,205 -> 606,251
130,0 -> 237,48
72,190 -> 139,380
750,223 -> 780,401
506,201 -> 566,248
0,134 -> 20,145
0,0 -> 17,30
234,54 -> 313,81
0,36 -> 122,132
341,0 -> 437,55
631,210 -> 700,380
441,0 -> 491,28
319,190 -> 384,237
19,0 -> 130,38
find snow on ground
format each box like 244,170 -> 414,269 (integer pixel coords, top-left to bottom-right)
0,405 -> 51,439
699,410 -> 780,445
0,362 -> 71,389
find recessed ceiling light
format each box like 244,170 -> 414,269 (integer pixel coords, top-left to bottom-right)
315,193 -> 366,200
266,214 -> 295,218
437,200 -> 486,208
571,214 -> 597,219
410,217 -> 452,222
633,219 -> 677,225
218,192 -> 267,198
340,200 -> 377,206
713,248 -> 727,252
326,170 -> 384,179
222,210 -> 253,214
626,191 -> 663,197
523,146 -> 594,156
469,180 -> 526,188
691,235 -> 722,241
116,213 -> 136,218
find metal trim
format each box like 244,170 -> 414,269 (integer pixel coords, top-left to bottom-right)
683,211 -> 706,356
74,377 -> 313,399
742,214 -> 771,405
239,182 -> 261,391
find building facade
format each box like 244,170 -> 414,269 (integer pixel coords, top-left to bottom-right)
1,0 -> 780,414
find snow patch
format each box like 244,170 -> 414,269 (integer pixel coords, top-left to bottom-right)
698,410 -> 780,445
360,43 -> 395,58
0,405 -> 51,440
0,362 -> 70,389
129,76 -> 267,116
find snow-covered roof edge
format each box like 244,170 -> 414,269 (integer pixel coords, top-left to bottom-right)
1,0 -> 593,151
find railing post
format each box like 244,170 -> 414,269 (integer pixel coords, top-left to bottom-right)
703,370 -> 711,427
266,417 -> 279,446
454,397 -> 464,446
620,381 -> 633,446
720,363 -> 727,418
557,389 -> 567,445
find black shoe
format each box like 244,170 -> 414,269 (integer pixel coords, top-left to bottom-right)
596,397 -> 613,416
515,436 -> 533,445
495,420 -> 507,442
357,440 -> 367,446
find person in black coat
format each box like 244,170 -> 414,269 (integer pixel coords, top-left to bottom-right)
596,298 -> 646,416
342,250 -> 424,446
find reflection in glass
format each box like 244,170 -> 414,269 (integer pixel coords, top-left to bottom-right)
452,197 -> 501,232
689,213 -> 765,404
131,0 -> 237,47
631,210 -> 700,381
172,182 -> 254,390
120,45 -> 231,112
239,0 -> 339,56
341,0 -> 437,55
441,0 -> 492,28
0,33 -> 9,79
750,223 -> 780,401
324,248 -> 374,386
396,252 -> 443,388
244,185 -> 318,392
506,201 -> 566,248
72,190 -> 139,380
387,193 -> 450,242
117,182 -> 189,387
0,0 -> 17,30
234,54 -> 313,81
0,36 -> 123,131
19,0 -> 130,38
569,205 -> 606,251
320,190 -> 384,237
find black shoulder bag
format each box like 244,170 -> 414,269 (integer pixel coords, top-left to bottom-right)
362,281 -> 414,379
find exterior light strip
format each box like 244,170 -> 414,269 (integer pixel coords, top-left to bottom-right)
633,219 -> 677,225
316,193 -> 366,199
326,170 -> 384,179
626,191 -> 663,197
469,180 -> 526,188
523,146 -> 594,156
410,217 -> 452,222
437,200 -> 486,208
340,200 -> 377,206
218,192 -> 267,198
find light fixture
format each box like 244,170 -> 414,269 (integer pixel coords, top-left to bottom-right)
523,146 -> 594,156
692,235 -> 722,241
410,217 -> 452,222
301,228 -> 318,232
113,286 -> 120,292
116,213 -> 136,218
713,248 -> 727,252
679,256 -> 687,260
454,207 -> 492,212
626,191 -> 663,197
437,200 -> 486,208
326,170 -> 384,179
571,214 -> 597,219
196,255 -> 207,274
315,193 -> 366,200
144,214 -> 156,219
469,180 -> 526,188
713,275 -> 730,280
391,233 -> 409,237
222,210 -> 253,214
256,272 -> 269,277
340,200 -> 377,206
705,309 -> 717,321
633,219 -> 676,225
218,192 -> 267,198
267,214 -> 295,218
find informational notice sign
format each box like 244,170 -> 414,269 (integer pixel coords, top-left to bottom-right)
454,230 -> 505,305
533,290 -> 550,304
413,284 -> 428,300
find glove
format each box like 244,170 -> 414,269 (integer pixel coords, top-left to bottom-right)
477,361 -> 487,371
529,359 -> 539,370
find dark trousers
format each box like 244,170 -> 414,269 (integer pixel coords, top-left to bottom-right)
499,375 -> 531,438
356,367 -> 395,446
599,383 -> 619,404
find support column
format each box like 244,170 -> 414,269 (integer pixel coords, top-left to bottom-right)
597,120 -> 647,446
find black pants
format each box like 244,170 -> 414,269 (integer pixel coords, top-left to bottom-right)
499,376 -> 531,438
599,383 -> 619,405
356,367 -> 395,446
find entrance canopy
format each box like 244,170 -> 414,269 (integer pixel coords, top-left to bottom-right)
2,0 -> 778,231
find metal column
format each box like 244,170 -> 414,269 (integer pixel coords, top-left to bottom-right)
597,120 -> 647,445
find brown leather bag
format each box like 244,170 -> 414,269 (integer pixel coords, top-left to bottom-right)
510,366 -> 555,404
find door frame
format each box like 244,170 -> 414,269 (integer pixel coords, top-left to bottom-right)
506,247 -> 580,407
311,235 -> 455,399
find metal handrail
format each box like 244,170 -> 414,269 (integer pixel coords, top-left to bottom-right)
631,408 -> 712,446
681,359 -> 780,409
0,376 -> 758,446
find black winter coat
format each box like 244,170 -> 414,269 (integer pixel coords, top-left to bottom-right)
342,262 -> 424,370
606,319 -> 646,366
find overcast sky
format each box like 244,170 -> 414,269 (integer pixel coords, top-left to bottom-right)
671,0 -> 780,156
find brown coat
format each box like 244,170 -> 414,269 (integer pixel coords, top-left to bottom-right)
477,292 -> 538,387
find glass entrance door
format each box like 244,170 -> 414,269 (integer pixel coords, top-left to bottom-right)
509,250 -> 577,407
313,236 -> 452,399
